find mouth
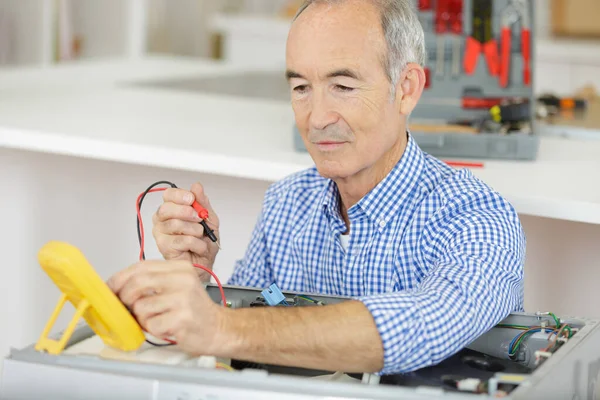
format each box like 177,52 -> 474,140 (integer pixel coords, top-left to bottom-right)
314,141 -> 346,151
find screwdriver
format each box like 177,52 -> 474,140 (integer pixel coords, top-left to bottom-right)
435,0 -> 450,77
449,0 -> 464,78
435,0 -> 463,78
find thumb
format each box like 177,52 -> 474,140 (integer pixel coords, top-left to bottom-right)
190,182 -> 218,224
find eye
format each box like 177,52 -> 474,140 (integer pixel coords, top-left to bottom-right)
334,84 -> 354,92
293,85 -> 308,94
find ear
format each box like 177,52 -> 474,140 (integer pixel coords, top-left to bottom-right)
395,63 -> 426,116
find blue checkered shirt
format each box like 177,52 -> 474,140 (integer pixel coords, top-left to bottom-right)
228,134 -> 525,375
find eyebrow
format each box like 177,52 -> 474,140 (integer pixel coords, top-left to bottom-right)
326,68 -> 361,80
285,68 -> 362,81
285,70 -> 304,81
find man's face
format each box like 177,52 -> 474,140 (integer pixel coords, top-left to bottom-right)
286,0 -> 405,180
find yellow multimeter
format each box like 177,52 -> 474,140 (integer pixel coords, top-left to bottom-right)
35,241 -> 145,355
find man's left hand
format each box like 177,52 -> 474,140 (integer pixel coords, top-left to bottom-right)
107,260 -> 224,355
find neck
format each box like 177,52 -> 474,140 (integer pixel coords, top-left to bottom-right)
336,133 -> 408,232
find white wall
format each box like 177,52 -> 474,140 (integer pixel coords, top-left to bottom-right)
0,147 -> 270,371
0,0 -> 51,65
71,0 -> 129,60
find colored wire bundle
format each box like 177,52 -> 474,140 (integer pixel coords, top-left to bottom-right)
296,294 -> 324,306
507,327 -> 555,359
498,312 -> 573,360
136,181 -> 227,347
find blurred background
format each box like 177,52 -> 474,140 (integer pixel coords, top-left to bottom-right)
0,0 -> 295,65
0,0 -> 597,94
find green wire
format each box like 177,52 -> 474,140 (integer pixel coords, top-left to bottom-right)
297,295 -> 317,303
296,295 -> 324,305
497,324 -> 531,330
547,312 -> 561,328
560,325 -> 572,338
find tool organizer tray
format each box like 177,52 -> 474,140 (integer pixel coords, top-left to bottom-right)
294,0 -> 539,161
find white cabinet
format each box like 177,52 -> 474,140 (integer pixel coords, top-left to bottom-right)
0,0 -> 147,66
212,13 -> 290,69
0,0 -> 53,65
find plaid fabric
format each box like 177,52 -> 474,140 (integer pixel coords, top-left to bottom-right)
228,134 -> 525,374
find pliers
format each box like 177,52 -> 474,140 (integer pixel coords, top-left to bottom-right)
463,0 -> 499,76
499,0 -> 531,87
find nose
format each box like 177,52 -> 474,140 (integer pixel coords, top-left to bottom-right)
309,90 -> 339,130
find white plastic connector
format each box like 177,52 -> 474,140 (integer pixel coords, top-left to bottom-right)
457,378 -> 481,392
535,350 -> 552,360
137,348 -> 192,365
195,355 -> 217,369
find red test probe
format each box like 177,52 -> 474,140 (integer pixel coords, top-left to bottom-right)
135,180 -> 226,347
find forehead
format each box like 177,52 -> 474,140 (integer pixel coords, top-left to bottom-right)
286,1 -> 386,75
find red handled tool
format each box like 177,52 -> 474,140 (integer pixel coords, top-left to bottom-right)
463,0 -> 499,76
499,10 -> 514,87
521,2 -> 531,86
462,97 -> 507,109
418,0 -> 432,10
449,0 -> 464,78
435,0 -> 463,78
500,0 -> 531,87
435,0 -> 450,77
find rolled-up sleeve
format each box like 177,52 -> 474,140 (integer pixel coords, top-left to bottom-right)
359,189 -> 525,375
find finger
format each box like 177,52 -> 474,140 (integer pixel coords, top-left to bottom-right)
107,260 -> 190,297
162,188 -> 195,206
167,234 -> 209,257
154,218 -> 205,238
117,270 -> 165,308
190,183 -> 219,224
119,262 -> 199,307
145,311 -> 180,340
131,292 -> 181,329
155,202 -> 202,223
107,262 -> 146,295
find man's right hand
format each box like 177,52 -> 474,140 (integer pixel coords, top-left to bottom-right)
152,182 -> 220,280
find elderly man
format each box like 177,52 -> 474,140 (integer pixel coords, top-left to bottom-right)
108,0 -> 525,375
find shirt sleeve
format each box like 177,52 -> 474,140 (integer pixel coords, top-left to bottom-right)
227,183 -> 283,288
358,188 -> 526,375
226,209 -> 273,288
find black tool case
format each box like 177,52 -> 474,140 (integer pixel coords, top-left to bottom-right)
293,0 -> 539,160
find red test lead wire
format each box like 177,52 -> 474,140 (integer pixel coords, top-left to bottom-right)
135,181 -> 228,346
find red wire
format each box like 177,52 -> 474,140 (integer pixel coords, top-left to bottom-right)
136,188 -> 166,260
136,185 -> 228,345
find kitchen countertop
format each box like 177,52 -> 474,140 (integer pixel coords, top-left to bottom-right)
1,55 -> 600,224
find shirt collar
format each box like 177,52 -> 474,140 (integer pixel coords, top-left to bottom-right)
321,132 -> 425,230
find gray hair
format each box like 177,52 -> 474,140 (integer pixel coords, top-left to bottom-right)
293,0 -> 426,92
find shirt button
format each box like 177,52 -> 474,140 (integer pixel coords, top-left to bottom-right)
378,219 -> 386,228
